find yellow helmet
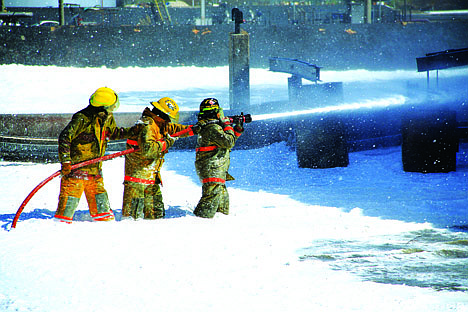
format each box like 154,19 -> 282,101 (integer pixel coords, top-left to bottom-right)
151,97 -> 179,122
89,87 -> 120,112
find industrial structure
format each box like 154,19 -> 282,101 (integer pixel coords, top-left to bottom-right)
1,0 -> 467,27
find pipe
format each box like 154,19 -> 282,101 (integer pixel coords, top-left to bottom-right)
201,0 -> 205,25
59,0 -> 64,26
365,0 -> 372,24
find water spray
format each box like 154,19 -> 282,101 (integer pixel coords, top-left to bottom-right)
251,95 -> 408,122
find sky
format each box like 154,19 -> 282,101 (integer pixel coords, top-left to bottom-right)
0,65 -> 467,311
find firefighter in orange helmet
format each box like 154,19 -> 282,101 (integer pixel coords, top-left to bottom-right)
122,97 -> 195,220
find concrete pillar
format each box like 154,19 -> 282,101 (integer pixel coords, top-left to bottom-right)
229,30 -> 250,111
288,75 -> 302,104
200,0 -> 205,25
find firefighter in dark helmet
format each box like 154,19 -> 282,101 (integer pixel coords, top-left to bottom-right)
193,98 -> 244,218
55,87 -> 134,223
122,97 -> 195,220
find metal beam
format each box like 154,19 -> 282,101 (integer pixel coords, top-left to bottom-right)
269,57 -> 321,82
416,48 -> 468,72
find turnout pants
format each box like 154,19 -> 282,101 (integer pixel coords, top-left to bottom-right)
122,181 -> 165,220
55,175 -> 115,223
193,182 -> 229,218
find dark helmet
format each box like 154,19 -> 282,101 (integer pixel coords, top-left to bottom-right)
198,98 -> 221,120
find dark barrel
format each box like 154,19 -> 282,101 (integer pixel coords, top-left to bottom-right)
401,108 -> 458,173
295,116 -> 349,169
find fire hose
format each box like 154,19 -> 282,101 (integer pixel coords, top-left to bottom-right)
10,147 -> 139,229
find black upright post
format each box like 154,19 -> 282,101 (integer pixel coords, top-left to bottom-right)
232,8 -> 242,34
59,0 -> 65,26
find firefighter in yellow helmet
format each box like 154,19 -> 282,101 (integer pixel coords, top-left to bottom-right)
122,97 -> 195,220
55,87 -> 134,223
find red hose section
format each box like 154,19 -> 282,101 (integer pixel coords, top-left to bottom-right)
11,147 -> 138,229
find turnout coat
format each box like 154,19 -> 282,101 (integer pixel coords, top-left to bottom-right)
193,118 -> 243,218
195,120 -> 242,184
58,105 -> 132,176
124,108 -> 191,184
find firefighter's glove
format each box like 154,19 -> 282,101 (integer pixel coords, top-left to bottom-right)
220,116 -> 231,126
164,133 -> 177,150
234,124 -> 244,134
191,124 -> 200,134
130,122 -> 144,137
192,120 -> 208,134
220,117 -> 231,130
233,117 -> 244,130
61,162 -> 72,176
191,122 -> 202,134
